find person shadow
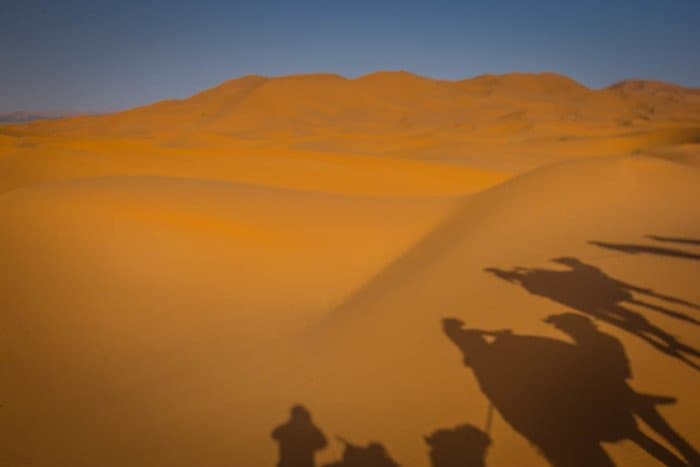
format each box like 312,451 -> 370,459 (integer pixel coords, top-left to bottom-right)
272,405 -> 401,467
424,423 -> 491,467
272,405 -> 328,467
442,315 -> 699,466
485,257 -> 700,370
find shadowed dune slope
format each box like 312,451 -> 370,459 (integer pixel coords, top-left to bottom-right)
0,175 -> 459,466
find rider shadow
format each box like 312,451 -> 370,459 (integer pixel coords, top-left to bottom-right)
442,315 -> 699,466
271,405 -> 401,467
485,257 -> 700,370
272,405 -> 328,467
425,423 -> 491,467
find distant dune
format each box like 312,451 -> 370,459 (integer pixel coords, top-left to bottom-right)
1,71 -> 699,466
0,111 -> 75,124
3,71 -> 700,174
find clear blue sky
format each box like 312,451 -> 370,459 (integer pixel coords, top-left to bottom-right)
2,0 -> 699,112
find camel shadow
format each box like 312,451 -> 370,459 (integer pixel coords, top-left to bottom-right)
442,315 -> 699,466
485,257 -> 700,370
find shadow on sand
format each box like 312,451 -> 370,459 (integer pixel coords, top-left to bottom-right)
443,314 -> 699,466
485,257 -> 700,370
271,253 -> 698,466
589,241 -> 700,261
272,405 -> 328,467
646,235 -> 700,247
271,406 -> 492,467
425,424 -> 491,467
271,405 -> 402,467
322,438 -> 400,467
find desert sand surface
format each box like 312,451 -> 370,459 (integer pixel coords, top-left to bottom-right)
1,72 -> 700,466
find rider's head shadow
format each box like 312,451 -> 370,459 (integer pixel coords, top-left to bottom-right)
272,404 -> 328,467
425,423 -> 491,467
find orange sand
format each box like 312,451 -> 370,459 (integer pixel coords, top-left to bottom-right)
1,72 -> 699,466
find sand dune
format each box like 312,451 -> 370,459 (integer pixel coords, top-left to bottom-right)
0,138 -> 507,197
3,153 -> 698,466
3,72 -> 699,174
1,72 -> 700,466
299,153 -> 700,466
1,175 -> 460,465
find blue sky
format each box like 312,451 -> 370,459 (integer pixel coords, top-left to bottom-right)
1,0 -> 699,112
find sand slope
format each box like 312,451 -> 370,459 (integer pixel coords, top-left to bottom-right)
1,175 -> 462,465
2,151 -> 699,466
303,153 -> 700,465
